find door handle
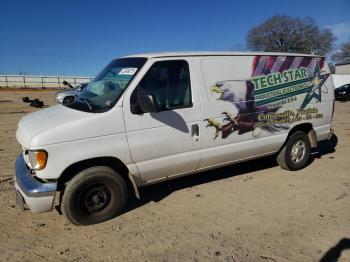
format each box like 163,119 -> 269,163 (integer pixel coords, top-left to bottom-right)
191,124 -> 199,141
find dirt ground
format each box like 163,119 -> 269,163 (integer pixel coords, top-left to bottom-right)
0,89 -> 349,262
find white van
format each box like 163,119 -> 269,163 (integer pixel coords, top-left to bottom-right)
15,52 -> 334,225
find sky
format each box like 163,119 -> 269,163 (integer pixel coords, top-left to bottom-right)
0,0 -> 349,76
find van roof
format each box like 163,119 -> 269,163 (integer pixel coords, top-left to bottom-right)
124,51 -> 323,59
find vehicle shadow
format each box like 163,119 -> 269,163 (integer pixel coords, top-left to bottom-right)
124,134 -> 338,213
129,156 -> 277,207
310,134 -> 338,162
319,238 -> 350,262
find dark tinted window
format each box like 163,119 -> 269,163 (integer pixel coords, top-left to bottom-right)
136,60 -> 192,111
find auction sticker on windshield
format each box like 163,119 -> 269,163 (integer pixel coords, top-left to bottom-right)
119,68 -> 137,75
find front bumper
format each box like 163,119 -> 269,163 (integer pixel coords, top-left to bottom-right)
15,154 -> 57,213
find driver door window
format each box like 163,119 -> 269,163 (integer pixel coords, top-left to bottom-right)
135,60 -> 192,112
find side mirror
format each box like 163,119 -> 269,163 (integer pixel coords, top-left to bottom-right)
137,88 -> 159,113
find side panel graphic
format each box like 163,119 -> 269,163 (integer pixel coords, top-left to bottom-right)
205,56 -> 330,139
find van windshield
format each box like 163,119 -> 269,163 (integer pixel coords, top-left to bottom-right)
67,57 -> 147,113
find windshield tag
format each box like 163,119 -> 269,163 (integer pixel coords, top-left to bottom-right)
119,68 -> 137,75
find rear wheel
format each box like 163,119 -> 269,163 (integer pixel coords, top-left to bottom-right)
61,166 -> 128,225
277,131 -> 311,171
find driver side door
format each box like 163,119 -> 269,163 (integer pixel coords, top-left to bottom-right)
122,58 -> 202,184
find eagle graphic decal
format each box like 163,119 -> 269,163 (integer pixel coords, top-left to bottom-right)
205,56 -> 330,139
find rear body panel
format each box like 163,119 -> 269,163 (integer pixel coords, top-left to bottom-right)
198,55 -> 333,169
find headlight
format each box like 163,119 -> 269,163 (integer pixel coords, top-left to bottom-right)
56,94 -> 63,102
27,150 -> 48,170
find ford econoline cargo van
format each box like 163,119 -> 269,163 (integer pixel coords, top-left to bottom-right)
15,52 -> 334,225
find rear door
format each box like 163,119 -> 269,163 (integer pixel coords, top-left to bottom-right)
122,58 -> 202,184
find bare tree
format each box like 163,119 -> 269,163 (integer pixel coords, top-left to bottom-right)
331,42 -> 350,64
246,15 -> 335,55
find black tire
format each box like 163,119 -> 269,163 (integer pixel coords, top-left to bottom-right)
29,99 -> 44,108
276,131 -> 311,171
62,96 -> 74,105
61,166 -> 128,225
22,96 -> 30,103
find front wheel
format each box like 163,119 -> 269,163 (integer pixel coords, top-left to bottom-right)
61,166 -> 128,225
62,96 -> 74,105
276,131 -> 311,171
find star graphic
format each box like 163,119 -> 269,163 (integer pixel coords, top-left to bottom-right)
300,62 -> 330,110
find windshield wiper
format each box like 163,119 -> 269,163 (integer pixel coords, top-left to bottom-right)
81,96 -> 93,111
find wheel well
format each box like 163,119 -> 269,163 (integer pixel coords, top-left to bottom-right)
288,123 -> 313,137
63,96 -> 74,101
279,123 -> 316,153
57,157 -> 132,193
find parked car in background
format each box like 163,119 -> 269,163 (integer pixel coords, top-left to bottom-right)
55,81 -> 88,105
334,84 -> 350,101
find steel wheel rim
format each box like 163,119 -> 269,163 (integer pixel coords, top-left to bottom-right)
290,140 -> 306,163
78,183 -> 113,216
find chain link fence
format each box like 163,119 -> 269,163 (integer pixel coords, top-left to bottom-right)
0,75 -> 93,89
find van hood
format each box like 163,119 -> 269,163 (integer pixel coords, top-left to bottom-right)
16,105 -> 125,148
